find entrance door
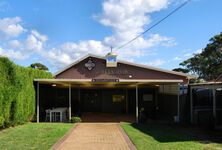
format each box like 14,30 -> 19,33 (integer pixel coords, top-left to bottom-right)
82,89 -> 102,112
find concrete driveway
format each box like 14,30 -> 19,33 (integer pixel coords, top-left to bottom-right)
52,123 -> 136,150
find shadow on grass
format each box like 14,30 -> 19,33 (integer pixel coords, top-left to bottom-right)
131,123 -> 222,143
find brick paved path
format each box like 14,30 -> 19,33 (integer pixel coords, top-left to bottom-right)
53,123 -> 136,150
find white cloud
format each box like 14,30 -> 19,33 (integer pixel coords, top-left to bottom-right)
184,53 -> 192,57
0,47 -> 28,60
31,30 -> 48,42
0,17 -> 25,38
145,59 -> 166,67
0,28 -> 48,61
195,49 -> 202,54
25,30 -> 48,51
173,56 -> 182,61
60,40 -> 106,55
173,48 -> 203,62
44,33 -> 174,68
97,0 -> 170,47
98,0 -> 169,31
8,40 -> 22,49
46,50 -> 73,67
45,40 -> 108,67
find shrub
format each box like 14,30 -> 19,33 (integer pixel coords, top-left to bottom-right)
0,116 -> 5,128
0,57 -> 52,128
70,117 -> 82,123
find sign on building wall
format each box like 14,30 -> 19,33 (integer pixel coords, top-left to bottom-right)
92,79 -> 119,82
100,69 -> 128,75
112,95 -> 124,102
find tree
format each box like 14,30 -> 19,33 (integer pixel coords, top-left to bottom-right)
172,68 -> 189,73
179,32 -> 222,81
30,63 -> 49,71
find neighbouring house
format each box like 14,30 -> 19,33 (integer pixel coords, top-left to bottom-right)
34,53 -> 194,123
189,74 -> 222,128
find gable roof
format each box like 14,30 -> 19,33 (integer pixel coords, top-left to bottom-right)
54,53 -> 195,79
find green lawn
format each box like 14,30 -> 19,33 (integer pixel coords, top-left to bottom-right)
121,123 -> 222,150
0,123 -> 74,150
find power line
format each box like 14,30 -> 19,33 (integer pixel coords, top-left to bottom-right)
114,0 -> 191,50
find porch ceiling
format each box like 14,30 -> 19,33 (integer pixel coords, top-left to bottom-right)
34,78 -> 182,88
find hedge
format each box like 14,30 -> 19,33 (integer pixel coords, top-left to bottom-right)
0,57 -> 52,127
0,116 -> 4,128
70,116 -> 82,123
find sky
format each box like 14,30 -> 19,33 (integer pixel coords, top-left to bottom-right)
0,0 -> 222,73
